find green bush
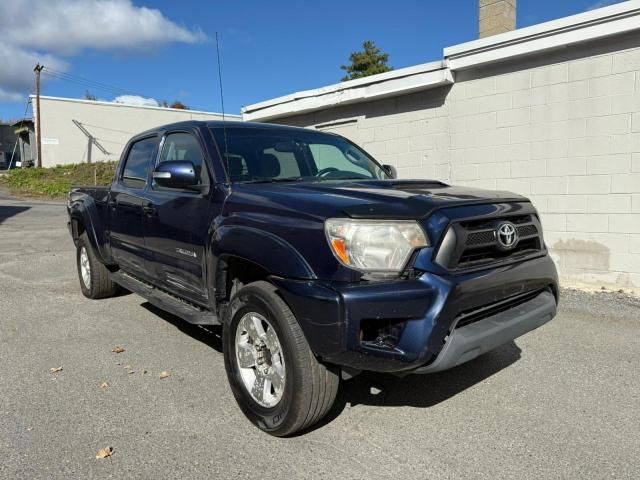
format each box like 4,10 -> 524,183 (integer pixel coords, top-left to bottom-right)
0,162 -> 117,198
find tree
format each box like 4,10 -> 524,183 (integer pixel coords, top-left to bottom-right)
169,101 -> 189,110
340,40 -> 393,81
84,90 -> 97,101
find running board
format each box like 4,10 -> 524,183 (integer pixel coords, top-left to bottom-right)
110,271 -> 220,326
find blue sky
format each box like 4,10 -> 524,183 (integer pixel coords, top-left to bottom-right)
0,0 -> 624,120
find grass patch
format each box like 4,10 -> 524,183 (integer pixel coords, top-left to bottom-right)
0,162 -> 117,198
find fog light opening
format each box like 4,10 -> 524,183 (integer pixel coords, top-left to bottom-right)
360,319 -> 407,350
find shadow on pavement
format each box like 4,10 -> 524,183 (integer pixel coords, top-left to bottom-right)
0,205 -> 30,225
139,301 -> 521,434
141,302 -> 223,353
304,341 -> 522,434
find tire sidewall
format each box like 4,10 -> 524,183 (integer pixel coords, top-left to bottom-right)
76,236 -> 94,298
223,286 -> 300,434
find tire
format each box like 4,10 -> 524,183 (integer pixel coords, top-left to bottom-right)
223,281 -> 339,436
76,232 -> 118,299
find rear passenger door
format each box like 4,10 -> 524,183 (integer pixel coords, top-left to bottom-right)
109,135 -> 157,278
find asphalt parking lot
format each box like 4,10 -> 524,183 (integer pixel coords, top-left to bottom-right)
1,194 -> 639,479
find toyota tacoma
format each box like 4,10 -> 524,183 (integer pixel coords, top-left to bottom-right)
67,121 -> 558,436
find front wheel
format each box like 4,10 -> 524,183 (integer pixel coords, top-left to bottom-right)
223,281 -> 339,436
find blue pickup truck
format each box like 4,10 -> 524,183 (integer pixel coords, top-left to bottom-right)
68,121 -> 558,436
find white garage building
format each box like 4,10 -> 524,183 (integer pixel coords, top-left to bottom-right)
243,2 -> 640,289
32,95 -> 239,167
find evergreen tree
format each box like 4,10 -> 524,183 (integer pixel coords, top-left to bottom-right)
340,40 -> 393,81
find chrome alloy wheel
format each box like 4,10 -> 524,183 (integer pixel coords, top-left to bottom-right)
235,312 -> 286,408
80,247 -> 91,289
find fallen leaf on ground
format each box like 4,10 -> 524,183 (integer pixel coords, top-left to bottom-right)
159,371 -> 170,379
123,365 -> 131,369
50,366 -> 63,373
95,447 -> 113,459
111,346 -> 125,354
127,370 -> 135,375
100,382 -> 109,389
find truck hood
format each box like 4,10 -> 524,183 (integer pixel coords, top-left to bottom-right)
226,179 -> 529,220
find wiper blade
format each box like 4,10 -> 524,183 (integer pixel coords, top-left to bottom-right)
240,176 -> 306,184
317,176 -> 370,182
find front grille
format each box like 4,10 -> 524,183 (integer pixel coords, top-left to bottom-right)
435,213 -> 544,271
457,237 -> 539,267
517,224 -> 538,237
466,230 -> 495,245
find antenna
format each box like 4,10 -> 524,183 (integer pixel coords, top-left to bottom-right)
215,32 -> 230,186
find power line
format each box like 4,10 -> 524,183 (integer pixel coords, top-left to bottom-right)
43,67 -> 140,96
42,70 -> 140,97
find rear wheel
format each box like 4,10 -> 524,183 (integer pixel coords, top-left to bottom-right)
223,281 -> 339,436
76,232 -> 118,299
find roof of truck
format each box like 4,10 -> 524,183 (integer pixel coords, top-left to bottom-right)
133,120 -> 318,139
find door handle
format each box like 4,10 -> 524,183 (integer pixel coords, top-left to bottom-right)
143,204 -> 156,216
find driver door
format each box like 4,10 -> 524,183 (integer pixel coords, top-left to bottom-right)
143,130 -> 220,305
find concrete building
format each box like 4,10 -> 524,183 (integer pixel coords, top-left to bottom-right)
243,1 -> 640,289
0,119 -> 34,169
0,123 -> 17,169
31,96 -> 239,167
12,119 -> 36,168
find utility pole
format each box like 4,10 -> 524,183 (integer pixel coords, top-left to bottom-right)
34,63 -> 44,168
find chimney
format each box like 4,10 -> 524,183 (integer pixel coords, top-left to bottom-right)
479,0 -> 516,38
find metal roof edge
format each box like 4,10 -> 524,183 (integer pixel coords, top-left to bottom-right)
445,0 -> 640,69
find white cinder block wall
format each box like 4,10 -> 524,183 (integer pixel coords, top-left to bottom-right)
268,35 -> 640,289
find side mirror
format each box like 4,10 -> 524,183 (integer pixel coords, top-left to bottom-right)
152,161 -> 197,189
382,164 -> 397,179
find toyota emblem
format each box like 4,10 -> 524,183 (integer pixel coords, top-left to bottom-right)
496,222 -> 518,250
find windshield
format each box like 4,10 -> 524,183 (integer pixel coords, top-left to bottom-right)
210,127 -> 390,183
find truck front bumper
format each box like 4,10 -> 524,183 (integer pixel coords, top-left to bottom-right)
410,289 -> 555,373
272,254 -> 558,374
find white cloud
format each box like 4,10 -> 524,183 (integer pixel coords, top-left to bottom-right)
0,43 -> 68,94
2,0 -> 206,55
0,0 -> 206,102
113,95 -> 159,107
0,88 -> 24,103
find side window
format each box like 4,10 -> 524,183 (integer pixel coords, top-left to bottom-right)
122,137 -> 157,189
158,132 -> 207,187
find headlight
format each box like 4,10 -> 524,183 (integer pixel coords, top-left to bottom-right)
325,219 -> 429,274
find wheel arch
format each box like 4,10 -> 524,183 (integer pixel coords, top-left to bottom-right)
210,225 -> 315,281
68,198 -> 111,264
207,225 -> 315,311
